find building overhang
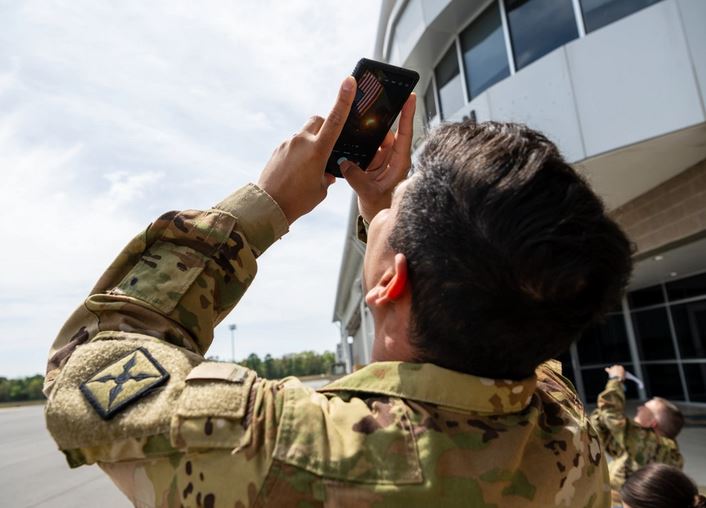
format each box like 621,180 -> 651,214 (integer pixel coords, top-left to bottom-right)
631,233 -> 706,291
578,122 -> 706,211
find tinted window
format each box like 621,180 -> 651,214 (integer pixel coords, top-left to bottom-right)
632,308 -> 676,360
671,301 -> 706,359
643,363 -> 684,400
683,363 -> 706,402
581,365 -> 638,403
460,2 -> 510,99
666,272 -> 706,302
423,83 -> 437,123
577,313 -> 631,364
505,0 -> 579,70
580,0 -> 663,33
435,45 -> 465,119
628,284 -> 664,309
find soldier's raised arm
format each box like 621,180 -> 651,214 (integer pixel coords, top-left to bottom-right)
43,77 -> 357,506
591,365 -> 629,450
44,75 -> 356,394
43,185 -> 288,395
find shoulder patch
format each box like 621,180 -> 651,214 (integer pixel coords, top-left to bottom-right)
80,347 -> 169,420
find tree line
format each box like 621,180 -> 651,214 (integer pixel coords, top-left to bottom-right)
235,350 -> 338,379
0,375 -> 45,403
0,351 -> 338,403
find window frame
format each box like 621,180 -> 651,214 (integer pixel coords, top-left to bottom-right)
458,0 -> 513,101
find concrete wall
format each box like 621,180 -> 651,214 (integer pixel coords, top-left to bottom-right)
387,0 -> 706,168
449,0 -> 704,163
612,159 -> 706,256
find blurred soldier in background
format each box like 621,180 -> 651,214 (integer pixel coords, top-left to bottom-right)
619,463 -> 704,508
591,364 -> 684,501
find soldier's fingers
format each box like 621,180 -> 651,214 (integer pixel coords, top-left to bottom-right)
380,129 -> 395,149
340,160 -> 369,193
368,132 -> 394,170
323,171 -> 336,188
391,93 -> 416,159
317,76 -> 356,151
302,115 -> 325,135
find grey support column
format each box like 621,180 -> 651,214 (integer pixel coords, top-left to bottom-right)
570,342 -> 586,403
622,296 -> 648,400
359,297 -> 372,366
662,284 -> 690,402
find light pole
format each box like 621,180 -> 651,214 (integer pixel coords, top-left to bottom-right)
228,324 -> 236,362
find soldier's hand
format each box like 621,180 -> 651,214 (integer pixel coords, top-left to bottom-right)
258,76 -> 356,225
605,365 -> 625,380
340,93 -> 416,223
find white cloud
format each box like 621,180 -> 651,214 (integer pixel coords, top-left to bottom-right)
103,171 -> 166,211
0,0 -> 379,377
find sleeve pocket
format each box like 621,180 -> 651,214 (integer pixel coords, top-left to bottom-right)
170,362 -> 257,450
115,240 -> 207,314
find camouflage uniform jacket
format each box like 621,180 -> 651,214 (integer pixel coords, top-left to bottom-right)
44,184 -> 610,508
590,378 -> 683,491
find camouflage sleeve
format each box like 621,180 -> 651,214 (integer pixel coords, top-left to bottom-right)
590,378 -> 628,453
44,183 -> 289,394
671,446 -> 684,469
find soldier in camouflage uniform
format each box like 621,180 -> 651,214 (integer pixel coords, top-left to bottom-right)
44,76 -> 632,507
590,364 -> 684,497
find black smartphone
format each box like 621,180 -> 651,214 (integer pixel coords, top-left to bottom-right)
326,58 -> 419,178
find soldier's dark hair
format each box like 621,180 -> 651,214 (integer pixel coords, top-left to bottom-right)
620,463 -> 706,508
388,121 -> 633,379
653,397 -> 685,439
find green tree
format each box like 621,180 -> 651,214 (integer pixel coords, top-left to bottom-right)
0,375 -> 46,403
243,353 -> 263,376
237,351 -> 337,379
26,376 -> 45,400
9,378 -> 29,401
0,378 -> 9,403
263,354 -> 276,379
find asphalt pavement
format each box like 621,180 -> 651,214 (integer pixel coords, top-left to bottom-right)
0,405 -> 128,507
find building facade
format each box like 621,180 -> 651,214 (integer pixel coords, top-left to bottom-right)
333,0 -> 706,405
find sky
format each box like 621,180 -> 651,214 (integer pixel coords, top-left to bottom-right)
0,0 -> 380,377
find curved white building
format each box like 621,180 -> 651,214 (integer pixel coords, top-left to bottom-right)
334,0 -> 706,406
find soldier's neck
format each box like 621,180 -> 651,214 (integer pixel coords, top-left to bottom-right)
370,299 -> 415,363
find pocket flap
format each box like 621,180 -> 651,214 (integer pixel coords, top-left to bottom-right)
114,240 -> 207,314
171,362 -> 256,450
273,388 -> 423,485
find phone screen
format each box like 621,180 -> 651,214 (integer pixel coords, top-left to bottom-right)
326,59 -> 419,177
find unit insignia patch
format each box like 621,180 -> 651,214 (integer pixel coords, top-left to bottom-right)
80,347 -> 169,420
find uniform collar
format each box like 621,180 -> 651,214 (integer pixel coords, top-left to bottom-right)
320,361 -> 537,414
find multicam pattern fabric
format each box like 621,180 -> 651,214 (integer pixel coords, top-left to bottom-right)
590,378 -> 684,492
44,184 -> 610,507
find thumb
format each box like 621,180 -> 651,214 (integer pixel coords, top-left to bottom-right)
340,159 -> 367,190
323,172 -> 336,188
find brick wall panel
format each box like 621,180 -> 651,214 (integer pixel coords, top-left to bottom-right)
611,159 -> 706,255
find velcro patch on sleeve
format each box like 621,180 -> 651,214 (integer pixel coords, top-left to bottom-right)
80,347 -> 169,420
185,362 -> 250,383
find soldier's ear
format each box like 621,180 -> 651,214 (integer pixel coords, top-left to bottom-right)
365,254 -> 409,307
